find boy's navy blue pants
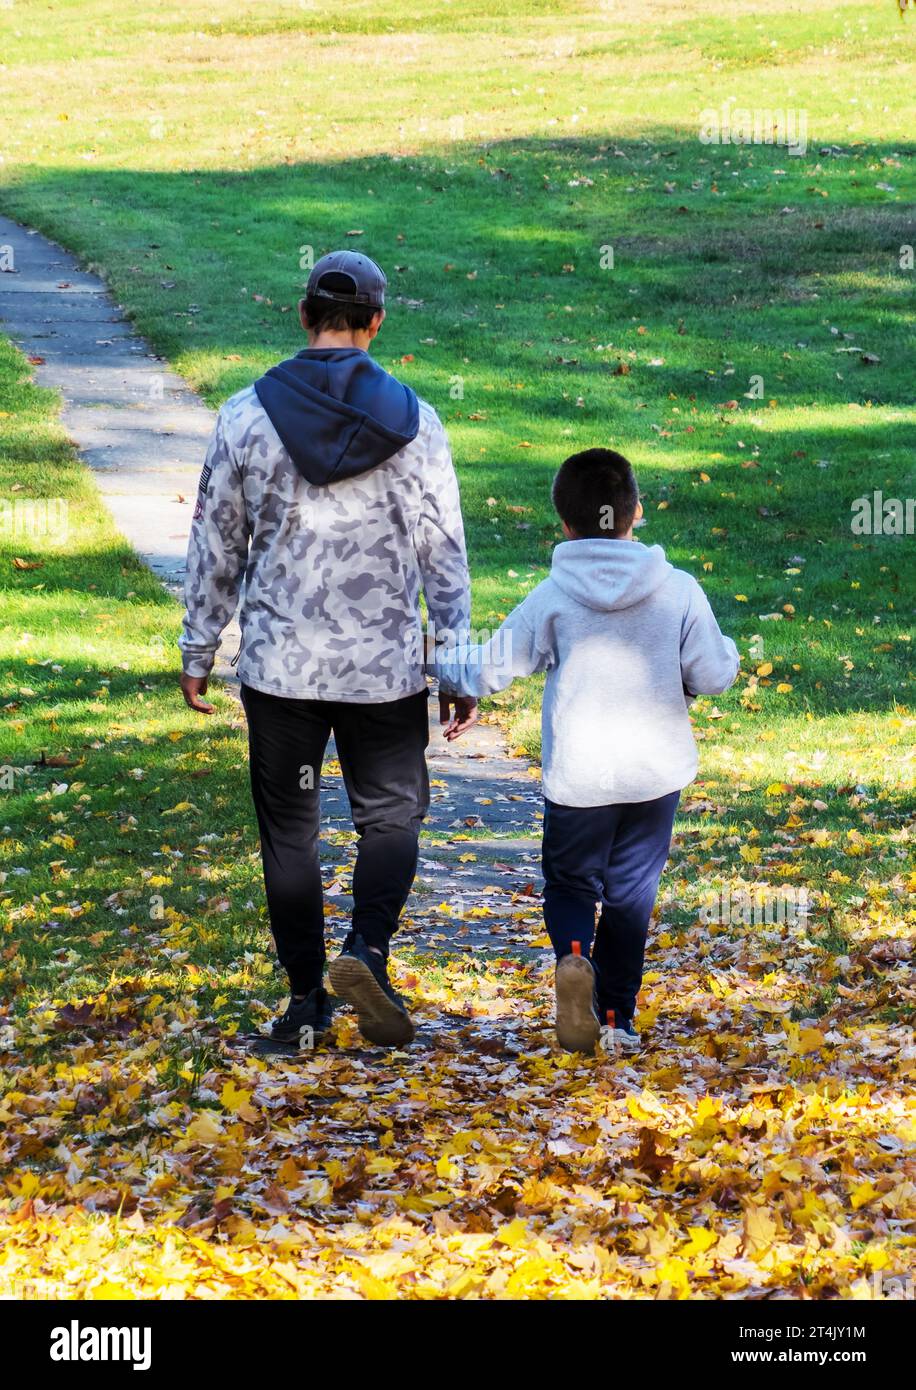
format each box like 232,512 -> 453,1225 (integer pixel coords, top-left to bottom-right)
542,790 -> 680,1025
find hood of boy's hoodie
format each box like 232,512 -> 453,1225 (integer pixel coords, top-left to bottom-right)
253,347 -> 420,485
550,538 -> 674,612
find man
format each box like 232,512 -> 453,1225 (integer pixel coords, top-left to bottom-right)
179,250 -> 476,1047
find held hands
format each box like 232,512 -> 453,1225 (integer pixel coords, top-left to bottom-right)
438,692 -> 478,741
429,633 -> 476,739
180,672 -> 215,714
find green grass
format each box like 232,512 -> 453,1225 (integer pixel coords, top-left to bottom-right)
0,336 -> 285,1029
0,0 -> 912,1013
2,4 -> 913,757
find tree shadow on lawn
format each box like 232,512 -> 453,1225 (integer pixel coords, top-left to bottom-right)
3,138 -> 911,698
5,135 -> 912,394
2,394 -> 913,717
1,652 -> 910,886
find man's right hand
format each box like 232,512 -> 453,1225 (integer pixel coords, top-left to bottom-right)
180,672 -> 215,714
439,692 -> 478,741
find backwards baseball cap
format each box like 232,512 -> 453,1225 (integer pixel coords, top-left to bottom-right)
305,250 -> 387,310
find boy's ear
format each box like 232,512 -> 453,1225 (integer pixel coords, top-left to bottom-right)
561,520 -> 577,540
634,499 -> 644,523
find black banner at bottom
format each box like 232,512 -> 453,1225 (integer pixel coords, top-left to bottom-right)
1,1296 -> 907,1380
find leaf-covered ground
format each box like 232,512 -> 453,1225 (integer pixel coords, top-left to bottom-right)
2,830 -> 913,1300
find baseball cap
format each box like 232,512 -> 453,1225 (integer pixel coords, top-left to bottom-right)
305,250 -> 387,309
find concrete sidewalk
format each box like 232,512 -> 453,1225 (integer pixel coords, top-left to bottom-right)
0,213 -> 213,591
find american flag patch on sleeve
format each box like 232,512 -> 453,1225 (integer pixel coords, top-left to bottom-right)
193,462 -> 212,521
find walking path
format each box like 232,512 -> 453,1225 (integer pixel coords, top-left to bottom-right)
0,214 -> 544,958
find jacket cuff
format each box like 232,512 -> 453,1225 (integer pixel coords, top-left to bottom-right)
181,652 -> 216,679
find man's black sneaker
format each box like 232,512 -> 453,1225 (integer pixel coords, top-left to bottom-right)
328,934 -> 415,1047
555,941 -> 601,1052
270,986 -> 333,1047
597,1006 -> 641,1056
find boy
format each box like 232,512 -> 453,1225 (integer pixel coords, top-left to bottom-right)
431,448 -> 739,1054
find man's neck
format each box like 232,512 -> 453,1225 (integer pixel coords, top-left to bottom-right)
306,329 -> 369,352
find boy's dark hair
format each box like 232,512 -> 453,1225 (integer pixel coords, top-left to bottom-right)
302,272 -> 379,334
552,447 -> 639,539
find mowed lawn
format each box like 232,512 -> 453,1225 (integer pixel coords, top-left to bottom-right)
0,0 -> 913,1299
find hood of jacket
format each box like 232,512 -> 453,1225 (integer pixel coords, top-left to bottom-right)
254,347 -> 420,485
550,538 -> 674,612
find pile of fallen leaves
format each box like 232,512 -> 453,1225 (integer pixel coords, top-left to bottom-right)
1,891 -> 914,1298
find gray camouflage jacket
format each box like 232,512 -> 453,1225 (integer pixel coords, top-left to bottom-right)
180,384 -> 471,701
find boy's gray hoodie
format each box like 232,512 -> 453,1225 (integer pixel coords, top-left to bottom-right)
432,539 -> 739,807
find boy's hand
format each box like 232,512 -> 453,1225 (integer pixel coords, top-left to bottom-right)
439,693 -> 478,741
180,673 -> 215,714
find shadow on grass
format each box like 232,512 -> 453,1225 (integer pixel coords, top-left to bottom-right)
1,651 -> 911,846
2,136 -> 913,613
1,140 -> 913,790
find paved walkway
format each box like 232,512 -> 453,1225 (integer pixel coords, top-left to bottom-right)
0,214 -> 545,957
0,215 -> 213,591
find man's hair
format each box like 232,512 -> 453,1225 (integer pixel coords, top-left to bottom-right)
551,447 -> 639,539
302,272 -> 379,334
